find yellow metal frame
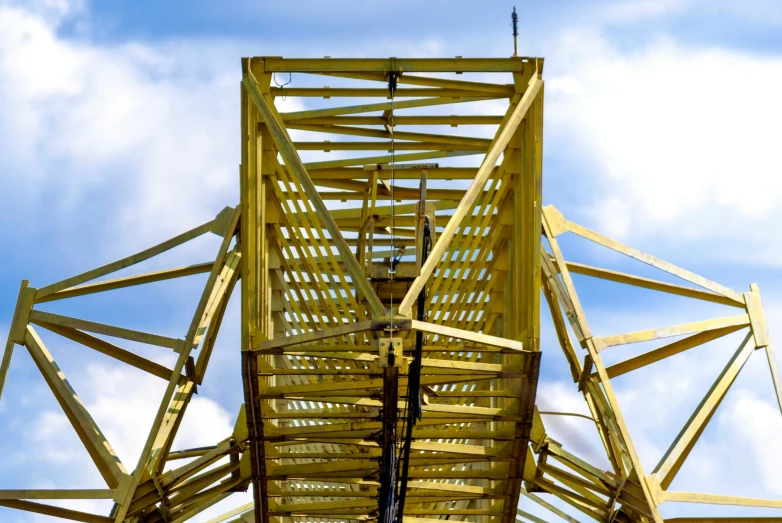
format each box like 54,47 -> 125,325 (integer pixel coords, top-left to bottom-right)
237,56 -> 543,523
0,55 -> 779,523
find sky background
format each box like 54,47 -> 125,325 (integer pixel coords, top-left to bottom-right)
1,0 -> 782,521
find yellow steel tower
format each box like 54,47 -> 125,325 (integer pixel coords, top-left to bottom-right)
0,54 -> 781,523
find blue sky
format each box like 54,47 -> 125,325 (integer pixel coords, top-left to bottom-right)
1,0 -> 782,521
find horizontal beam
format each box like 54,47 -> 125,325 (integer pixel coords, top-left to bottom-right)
29,310 -> 184,351
287,124 -> 491,147
270,495 -> 497,512
603,325 -> 746,379
293,141 -> 486,151
411,320 -> 526,351
255,320 -> 374,351
256,343 -> 516,355
0,500 -> 112,523
0,490 -> 114,500
35,219 -> 215,299
36,262 -> 213,303
290,115 -> 503,126
271,87 -> 505,98
257,56 -> 535,72
307,167 -> 489,180
268,471 -> 508,480
266,425 -> 513,440
316,70 -> 516,94
561,260 -> 744,308
662,490 -> 782,509
260,412 -> 518,422
597,314 -> 750,349
33,321 -> 177,381
666,519 -> 782,522
255,367 -> 503,377
303,150 -> 480,171
547,205 -> 746,305
262,373 -> 493,395
282,96 -> 498,122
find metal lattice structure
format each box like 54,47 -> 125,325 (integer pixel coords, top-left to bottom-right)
1,55 -> 781,523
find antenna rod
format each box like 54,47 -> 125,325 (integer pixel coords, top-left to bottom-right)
512,6 -> 519,57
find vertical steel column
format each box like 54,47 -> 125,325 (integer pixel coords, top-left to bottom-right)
502,66 -> 544,523
379,362 -> 399,523
240,58 -> 271,523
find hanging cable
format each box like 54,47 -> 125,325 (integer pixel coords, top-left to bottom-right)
378,70 -> 400,523
395,213 -> 431,522
388,72 -> 399,284
273,72 -> 292,101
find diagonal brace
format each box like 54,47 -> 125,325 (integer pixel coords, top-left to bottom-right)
243,70 -> 385,317
398,74 -> 543,317
652,332 -> 755,489
24,325 -> 128,489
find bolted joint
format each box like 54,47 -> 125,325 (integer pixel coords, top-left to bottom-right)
378,338 -> 404,368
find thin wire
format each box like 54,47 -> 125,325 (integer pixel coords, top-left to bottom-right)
273,72 -> 292,87
388,75 -> 399,523
389,78 -> 396,316
538,411 -> 596,422
273,72 -> 292,101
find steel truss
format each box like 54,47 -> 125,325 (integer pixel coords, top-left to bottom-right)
0,55 -> 780,523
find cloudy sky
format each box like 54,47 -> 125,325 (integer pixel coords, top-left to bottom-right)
1,0 -> 782,521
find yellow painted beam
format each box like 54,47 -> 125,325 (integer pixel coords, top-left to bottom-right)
36,262 -> 213,303
29,310 -> 184,351
24,325 -> 128,489
652,332 -> 755,489
549,205 -> 745,305
243,69 -> 385,317
257,56 -> 532,72
603,325 -> 745,378
398,74 -> 543,317
34,219 -> 216,300
0,490 -> 115,500
597,314 -> 750,349
0,500 -> 113,523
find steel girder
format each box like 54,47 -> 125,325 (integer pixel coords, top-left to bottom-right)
0,56 -> 780,523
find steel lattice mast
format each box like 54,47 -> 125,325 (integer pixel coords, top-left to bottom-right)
0,55 -> 780,523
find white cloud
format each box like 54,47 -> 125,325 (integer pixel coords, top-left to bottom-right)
3,1 -> 782,521
81,364 -> 235,466
538,287 -> 782,512
0,6 -> 253,519
536,380 -> 613,468
33,362 -> 235,470
684,0 -> 782,27
721,388 -> 782,495
588,0 -> 782,26
546,32 -> 782,264
0,2 -> 239,256
598,0 -> 692,23
7,362 -> 238,521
